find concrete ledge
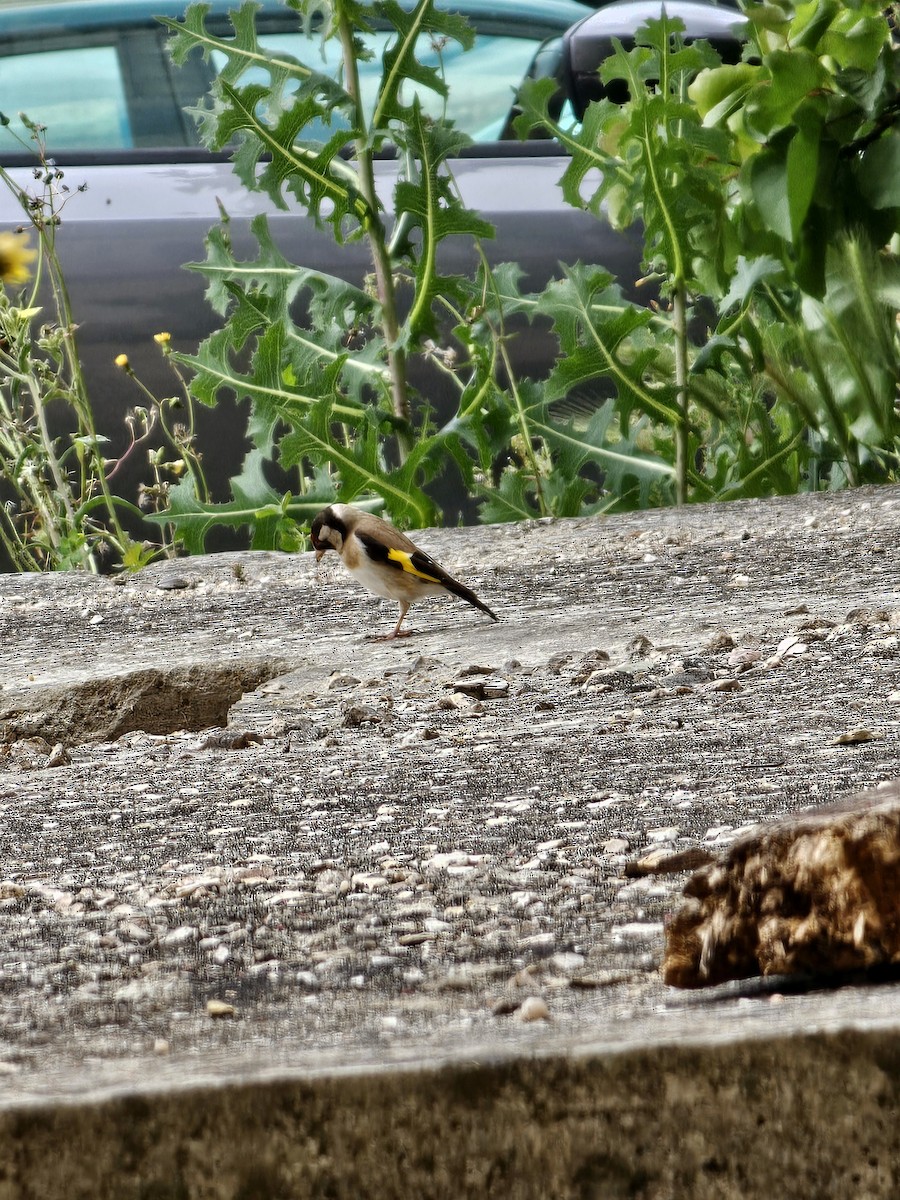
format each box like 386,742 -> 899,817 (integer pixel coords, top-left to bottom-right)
2,1027 -> 898,1199
0,485 -> 899,1195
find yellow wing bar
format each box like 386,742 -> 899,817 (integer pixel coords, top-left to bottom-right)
387,547 -> 441,584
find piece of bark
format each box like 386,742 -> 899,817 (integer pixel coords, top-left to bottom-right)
663,781 -> 900,989
625,847 -> 716,877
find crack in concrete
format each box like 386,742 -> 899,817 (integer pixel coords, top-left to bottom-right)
0,660 -> 287,744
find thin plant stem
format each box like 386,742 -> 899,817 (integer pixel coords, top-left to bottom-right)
672,285 -> 689,506
335,1 -> 412,462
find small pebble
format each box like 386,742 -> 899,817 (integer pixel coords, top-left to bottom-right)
516,996 -> 551,1022
206,1000 -> 235,1019
832,729 -> 877,746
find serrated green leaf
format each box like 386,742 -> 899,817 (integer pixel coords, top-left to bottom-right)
168,3 -> 305,81
537,266 -> 680,426
720,254 -> 784,310
279,396 -> 438,527
187,212 -> 391,405
173,319 -> 365,424
600,14 -> 725,99
147,453 -> 291,553
394,101 -> 494,343
372,0 -> 474,131
218,81 -> 369,233
532,408 -> 674,483
165,3 -> 351,133
559,100 -> 624,216
476,469 -> 541,524
471,260 -> 536,323
165,4 -> 370,237
513,79 -> 614,213
600,39 -> 656,97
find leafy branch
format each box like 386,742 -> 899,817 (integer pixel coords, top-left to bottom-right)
517,1 -> 899,503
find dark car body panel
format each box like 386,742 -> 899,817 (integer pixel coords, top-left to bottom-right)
6,151 -> 641,512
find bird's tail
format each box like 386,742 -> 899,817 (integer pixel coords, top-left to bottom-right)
445,577 -> 499,622
398,543 -> 499,623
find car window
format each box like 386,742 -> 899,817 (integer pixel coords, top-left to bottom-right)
223,31 -> 543,143
0,43 -> 131,150
0,13 -> 563,157
0,21 -> 203,156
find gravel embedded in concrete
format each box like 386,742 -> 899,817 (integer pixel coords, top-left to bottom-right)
0,485 -> 899,1115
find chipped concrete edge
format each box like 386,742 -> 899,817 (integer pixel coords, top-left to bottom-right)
1,1022 -> 897,1198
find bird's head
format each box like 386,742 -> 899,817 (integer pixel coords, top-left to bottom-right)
310,506 -> 347,561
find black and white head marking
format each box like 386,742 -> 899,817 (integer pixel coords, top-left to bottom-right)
310,506 -> 349,555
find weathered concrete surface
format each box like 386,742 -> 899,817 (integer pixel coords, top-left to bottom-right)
0,485 -> 899,1197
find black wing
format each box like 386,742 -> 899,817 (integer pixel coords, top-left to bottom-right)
357,533 -> 498,621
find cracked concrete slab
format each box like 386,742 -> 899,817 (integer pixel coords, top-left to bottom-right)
0,485 -> 899,1197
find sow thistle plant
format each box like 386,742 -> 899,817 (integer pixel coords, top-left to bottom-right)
163,0 -> 898,541
158,0 -> 673,547
3,0 -> 892,572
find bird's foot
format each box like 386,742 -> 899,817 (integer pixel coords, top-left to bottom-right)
369,629 -> 414,641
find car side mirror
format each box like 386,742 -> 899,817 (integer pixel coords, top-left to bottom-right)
561,0 -> 748,118
501,35 -> 570,140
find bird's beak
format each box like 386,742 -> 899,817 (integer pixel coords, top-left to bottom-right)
314,549 -> 326,563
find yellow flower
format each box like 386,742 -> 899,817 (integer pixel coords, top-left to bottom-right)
114,353 -> 130,369
153,331 -> 171,345
0,231 -> 37,286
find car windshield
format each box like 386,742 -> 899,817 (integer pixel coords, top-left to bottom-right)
0,0 -> 589,156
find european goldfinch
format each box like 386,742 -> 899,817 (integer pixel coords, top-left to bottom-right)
310,504 -> 499,639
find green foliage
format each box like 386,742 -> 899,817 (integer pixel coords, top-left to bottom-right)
516,13 -> 733,501
162,0 -> 899,548
690,0 -> 899,295
0,133 -> 199,572
517,0 -> 900,502
148,452 -> 313,556
694,0 -> 900,488
161,0 -> 677,548
536,266 -> 679,425
392,102 -> 494,346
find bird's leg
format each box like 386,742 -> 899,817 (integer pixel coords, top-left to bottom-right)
372,601 -> 412,641
388,601 -> 413,639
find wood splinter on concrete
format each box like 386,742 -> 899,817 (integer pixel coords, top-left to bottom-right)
663,780 -> 900,989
